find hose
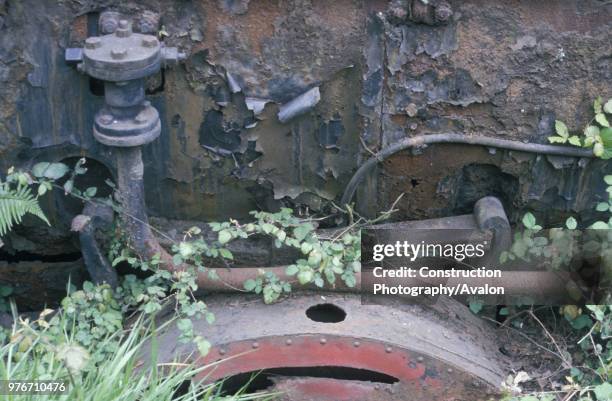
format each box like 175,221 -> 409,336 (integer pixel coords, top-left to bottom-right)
340,133 -> 595,206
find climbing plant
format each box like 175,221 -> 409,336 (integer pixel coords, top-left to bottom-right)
548,97 -> 612,159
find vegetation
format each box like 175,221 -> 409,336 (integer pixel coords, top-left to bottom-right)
548,97 -> 612,159
1,307 -> 270,401
495,176 -> 612,401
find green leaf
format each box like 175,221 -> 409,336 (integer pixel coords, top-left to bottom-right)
293,223 -> 314,241
547,136 -> 567,144
32,162 -> 70,180
243,279 -> 257,291
567,136 -> 581,146
219,248 -> 233,260
604,99 -> 612,114
590,221 -> 608,230
195,336 -> 211,356
600,127 -> 612,146
297,269 -> 314,285
469,299 -> 483,314
555,120 -> 569,138
300,242 -> 313,255
593,382 -> 612,401
285,265 -> 299,275
218,230 -> 232,244
595,113 -> 610,128
84,187 -> 97,197
594,96 -> 603,114
37,184 -> 47,196
498,307 -> 509,316
596,202 -> 610,212
605,175 -> 612,186
261,223 -> 275,234
522,212 -> 536,229
565,216 -> 577,230
63,179 -> 74,194
178,242 -> 194,258
57,344 -> 90,375
585,125 -> 600,138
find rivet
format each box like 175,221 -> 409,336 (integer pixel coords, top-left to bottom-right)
252,342 -> 259,349
447,368 -> 453,374
99,115 -> 113,125
285,339 -> 292,346
118,19 -> 129,29
385,346 -> 392,353
85,37 -> 101,49
417,356 -> 424,362
320,338 -> 327,345
110,48 -> 127,60
472,380 -> 480,387
142,37 -> 158,48
219,348 -> 226,355
134,114 -> 147,124
374,384 -> 380,390
353,341 -> 360,347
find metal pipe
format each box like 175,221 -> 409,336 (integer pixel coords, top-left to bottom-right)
341,133 -> 595,206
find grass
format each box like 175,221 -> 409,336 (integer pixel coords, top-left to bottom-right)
0,306 -> 273,401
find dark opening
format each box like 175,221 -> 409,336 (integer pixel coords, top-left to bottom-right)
218,366 -> 399,395
89,78 -> 105,96
305,303 -> 346,323
0,250 -> 82,263
410,178 -> 420,188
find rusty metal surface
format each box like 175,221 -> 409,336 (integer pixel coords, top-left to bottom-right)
153,293 -> 508,399
0,1 -> 610,251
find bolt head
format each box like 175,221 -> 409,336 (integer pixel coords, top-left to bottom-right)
110,48 -> 127,60
85,37 -> 102,49
320,338 -> 327,345
141,37 -> 159,48
385,346 -> 392,353
353,341 -> 360,347
115,20 -> 132,37
219,348 -> 226,355
252,342 -> 259,349
99,115 -> 113,125
417,356 -> 424,362
134,114 -> 147,124
285,339 -> 292,346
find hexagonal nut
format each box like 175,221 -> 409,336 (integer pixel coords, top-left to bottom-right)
99,11 -> 121,34
85,37 -> 102,50
136,10 -> 160,34
110,48 -> 128,60
115,19 -> 132,37
141,36 -> 159,48
161,47 -> 187,67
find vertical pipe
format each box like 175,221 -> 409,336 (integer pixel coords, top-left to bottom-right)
115,146 -> 155,258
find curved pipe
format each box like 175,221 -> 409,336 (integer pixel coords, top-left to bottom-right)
340,133 -> 594,206
115,139 -> 579,296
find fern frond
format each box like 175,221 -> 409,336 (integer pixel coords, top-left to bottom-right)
0,186 -> 50,237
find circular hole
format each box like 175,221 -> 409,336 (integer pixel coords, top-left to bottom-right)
305,303 -> 346,323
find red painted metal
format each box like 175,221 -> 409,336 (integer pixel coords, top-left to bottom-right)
270,377 -> 393,401
196,335 -> 428,383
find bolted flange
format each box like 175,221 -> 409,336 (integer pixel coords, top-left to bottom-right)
93,104 -> 161,147
65,15 -> 187,148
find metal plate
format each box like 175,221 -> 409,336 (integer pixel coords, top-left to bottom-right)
153,293 -> 508,400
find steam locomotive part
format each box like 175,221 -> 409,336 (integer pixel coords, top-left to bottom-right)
153,293 -> 508,400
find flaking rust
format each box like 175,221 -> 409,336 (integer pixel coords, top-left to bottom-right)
0,0 -> 610,250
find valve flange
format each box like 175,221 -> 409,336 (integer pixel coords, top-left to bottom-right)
66,17 -> 186,147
